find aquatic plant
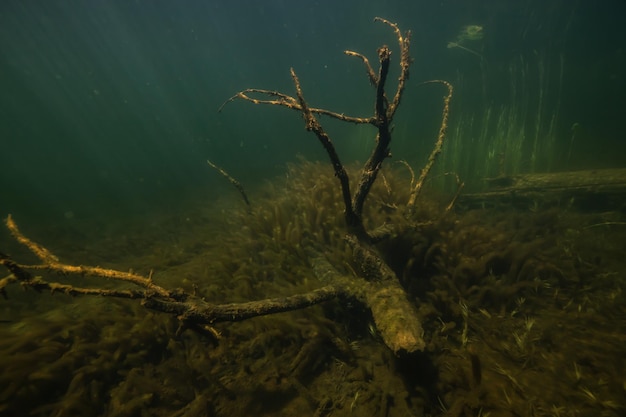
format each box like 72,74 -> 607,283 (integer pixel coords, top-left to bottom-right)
447,24 -> 484,58
439,48 -> 563,191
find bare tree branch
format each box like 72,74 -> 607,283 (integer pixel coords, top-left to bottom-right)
1,18 -> 449,357
289,68 -> 362,233
5,215 -> 174,299
219,89 -> 375,125
207,159 -> 251,208
374,17 -> 412,119
344,50 -> 378,85
407,80 -> 454,211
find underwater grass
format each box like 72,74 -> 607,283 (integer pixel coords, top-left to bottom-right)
1,160 -> 625,416
438,51 -> 564,192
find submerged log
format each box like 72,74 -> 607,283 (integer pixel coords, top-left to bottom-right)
1,19 -> 435,357
458,168 -> 626,211
306,240 -> 425,355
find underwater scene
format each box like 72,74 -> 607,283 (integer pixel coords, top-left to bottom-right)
1,0 -> 625,416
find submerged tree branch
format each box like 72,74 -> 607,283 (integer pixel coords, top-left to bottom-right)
5,215 -> 174,299
407,80 -> 454,212
289,68 -> 361,232
144,285 -> 345,324
374,17 -> 412,119
219,89 -> 375,125
221,17 -> 414,241
207,159 -> 251,208
0,217 -> 346,324
344,50 -> 378,86
1,18 -> 450,356
1,217 -> 427,353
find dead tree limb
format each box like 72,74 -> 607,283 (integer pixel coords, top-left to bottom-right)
1,18 -> 450,355
207,159 -> 251,208
3,215 -> 173,298
219,89 -> 375,125
222,17 -> 414,241
289,67 -> 362,236
344,50 -> 377,85
219,17 -> 429,353
374,17 -> 411,120
407,80 -> 453,212
0,217 -> 345,324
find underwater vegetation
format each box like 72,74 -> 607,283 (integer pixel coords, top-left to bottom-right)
441,22 -> 565,191
1,16 -> 625,417
1,161 -> 625,416
447,24 -> 484,58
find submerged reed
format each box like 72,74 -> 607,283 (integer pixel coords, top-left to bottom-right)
437,51 -> 564,191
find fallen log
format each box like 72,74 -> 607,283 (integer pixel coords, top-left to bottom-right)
458,167 -> 626,211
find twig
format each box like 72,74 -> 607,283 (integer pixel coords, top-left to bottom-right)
345,50 -> 378,86
0,259 -> 148,300
407,80 -> 454,212
219,89 -> 375,125
445,172 -> 465,212
207,159 -> 251,207
396,160 -> 415,188
144,284 -> 344,323
5,215 -> 173,299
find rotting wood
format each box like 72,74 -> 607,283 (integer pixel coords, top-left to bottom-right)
459,167 -> 626,210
